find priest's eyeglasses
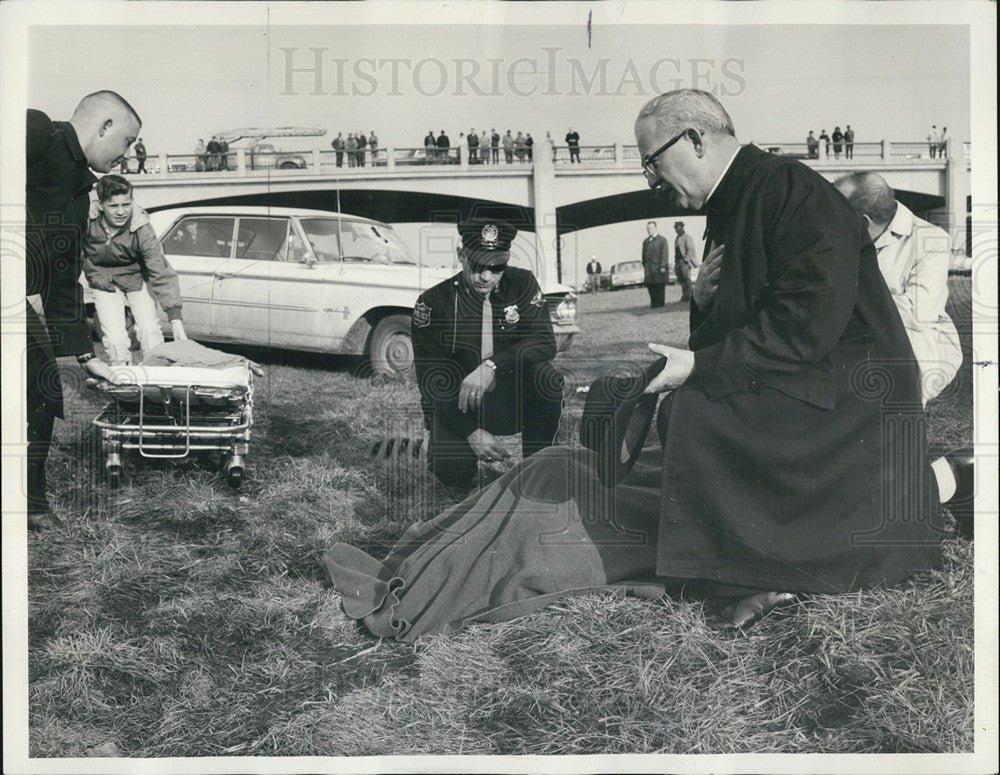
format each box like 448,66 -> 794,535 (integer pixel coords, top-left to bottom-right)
641,131 -> 686,178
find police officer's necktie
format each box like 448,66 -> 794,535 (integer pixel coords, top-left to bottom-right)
481,296 -> 494,359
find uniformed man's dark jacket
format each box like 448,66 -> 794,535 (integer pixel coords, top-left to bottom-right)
26,109 -> 96,359
412,267 -> 556,438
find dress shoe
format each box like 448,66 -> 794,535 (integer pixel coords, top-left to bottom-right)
726,591 -> 797,629
944,446 -> 974,539
27,509 -> 65,532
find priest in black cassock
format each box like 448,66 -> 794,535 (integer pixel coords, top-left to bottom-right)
634,89 -> 943,613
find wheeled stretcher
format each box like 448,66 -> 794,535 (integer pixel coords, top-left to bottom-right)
90,363 -> 254,488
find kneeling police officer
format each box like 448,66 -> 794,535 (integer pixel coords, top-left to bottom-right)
412,219 -> 564,488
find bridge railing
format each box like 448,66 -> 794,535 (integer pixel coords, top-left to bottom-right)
392,147 -> 461,166
555,145 -> 617,165
319,148 -> 388,169
119,156 -> 162,174
760,141 -> 884,160
141,139 -> 963,177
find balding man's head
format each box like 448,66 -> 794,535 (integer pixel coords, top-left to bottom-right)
70,90 -> 142,173
636,89 -> 736,140
835,171 -> 896,221
634,89 -> 740,210
834,171 -> 898,241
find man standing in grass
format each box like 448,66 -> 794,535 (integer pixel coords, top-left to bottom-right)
641,221 -> 670,308
673,221 -> 698,302
585,255 -> 603,295
25,91 -> 134,529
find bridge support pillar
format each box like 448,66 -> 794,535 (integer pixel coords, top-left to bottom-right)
943,155 -> 969,246
236,150 -> 247,175
158,153 -> 169,176
531,140 -> 558,285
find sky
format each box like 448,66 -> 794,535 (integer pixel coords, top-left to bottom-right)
26,22 -> 970,155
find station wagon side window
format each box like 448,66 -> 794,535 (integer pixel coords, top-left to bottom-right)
162,217 -> 235,258
235,217 -> 293,262
306,220 -> 416,264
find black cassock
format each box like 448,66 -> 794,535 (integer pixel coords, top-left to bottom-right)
656,144 -> 942,593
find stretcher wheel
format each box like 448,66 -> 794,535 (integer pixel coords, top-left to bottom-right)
226,467 -> 244,489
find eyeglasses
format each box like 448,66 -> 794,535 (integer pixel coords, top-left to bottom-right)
641,131 -> 686,178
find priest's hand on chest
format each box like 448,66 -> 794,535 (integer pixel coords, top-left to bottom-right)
692,242 -> 725,310
458,363 -> 498,412
645,344 -> 695,393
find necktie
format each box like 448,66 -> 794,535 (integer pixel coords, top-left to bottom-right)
481,295 -> 494,359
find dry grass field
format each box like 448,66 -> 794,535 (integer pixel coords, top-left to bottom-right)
26,278 -> 975,757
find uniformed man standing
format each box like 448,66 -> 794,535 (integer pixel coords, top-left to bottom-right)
673,221 -> 699,302
412,219 -> 564,489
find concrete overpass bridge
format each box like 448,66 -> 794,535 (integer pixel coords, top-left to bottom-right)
128,141 -> 969,284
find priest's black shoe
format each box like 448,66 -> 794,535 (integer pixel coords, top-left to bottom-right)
944,446 -> 974,540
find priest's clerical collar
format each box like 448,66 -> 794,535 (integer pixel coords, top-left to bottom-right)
705,146 -> 742,206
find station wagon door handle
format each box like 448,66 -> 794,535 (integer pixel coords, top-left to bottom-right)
213,272 -> 235,280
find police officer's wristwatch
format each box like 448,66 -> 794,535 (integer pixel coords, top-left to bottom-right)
482,358 -> 497,371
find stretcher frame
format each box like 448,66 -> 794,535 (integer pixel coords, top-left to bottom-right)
90,364 -> 254,488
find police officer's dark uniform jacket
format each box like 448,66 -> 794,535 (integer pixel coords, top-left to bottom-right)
412,223 -> 563,486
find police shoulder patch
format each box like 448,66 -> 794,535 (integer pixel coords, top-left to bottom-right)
530,289 -> 545,307
413,300 -> 431,327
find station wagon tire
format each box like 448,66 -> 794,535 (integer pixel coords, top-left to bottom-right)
369,314 -> 415,380
279,161 -> 298,169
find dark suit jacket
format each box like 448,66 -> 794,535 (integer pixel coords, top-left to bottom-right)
641,234 -> 670,283
26,109 -> 97,418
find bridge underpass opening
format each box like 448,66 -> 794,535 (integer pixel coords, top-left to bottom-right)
554,189 -> 946,286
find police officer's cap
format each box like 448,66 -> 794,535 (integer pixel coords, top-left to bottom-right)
459,219 -> 517,262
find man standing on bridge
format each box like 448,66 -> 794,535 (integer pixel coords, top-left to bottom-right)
565,126 -> 581,163
331,133 -> 345,167
435,129 -> 450,164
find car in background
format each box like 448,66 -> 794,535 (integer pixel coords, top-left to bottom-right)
247,142 -> 309,170
123,206 -> 577,378
394,148 -> 460,166
600,260 -> 645,290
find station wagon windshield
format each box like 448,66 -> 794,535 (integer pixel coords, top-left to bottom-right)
300,218 -> 418,265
